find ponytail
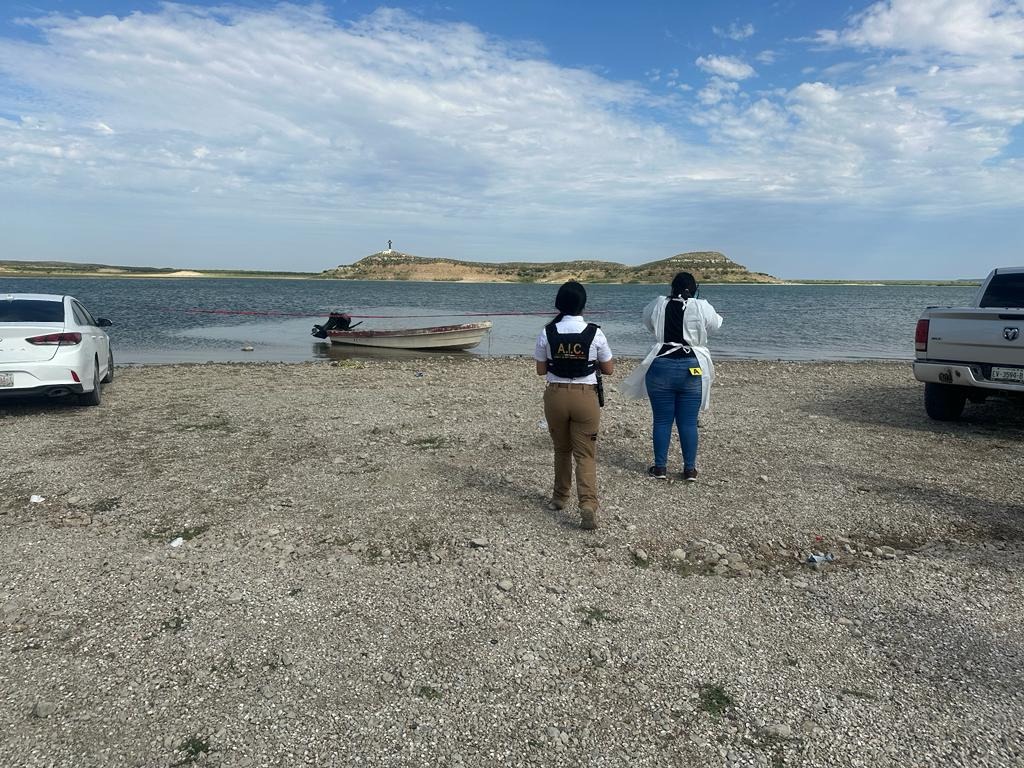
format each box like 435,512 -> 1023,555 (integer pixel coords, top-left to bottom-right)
670,271 -> 697,301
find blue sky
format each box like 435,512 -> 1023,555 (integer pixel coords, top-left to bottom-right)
0,1 -> 1022,278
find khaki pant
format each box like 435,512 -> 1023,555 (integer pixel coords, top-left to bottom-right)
543,384 -> 601,509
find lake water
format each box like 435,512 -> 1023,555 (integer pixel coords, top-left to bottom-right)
1,277 -> 976,364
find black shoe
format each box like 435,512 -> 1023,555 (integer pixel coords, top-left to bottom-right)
682,468 -> 698,482
647,466 -> 667,480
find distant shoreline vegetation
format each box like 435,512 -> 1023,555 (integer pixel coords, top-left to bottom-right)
0,257 -> 980,287
321,250 -> 780,285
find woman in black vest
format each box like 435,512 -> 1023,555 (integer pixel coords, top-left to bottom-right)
533,281 -> 614,529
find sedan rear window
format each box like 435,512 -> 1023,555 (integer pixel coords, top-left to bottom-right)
0,299 -> 65,323
980,273 -> 1024,308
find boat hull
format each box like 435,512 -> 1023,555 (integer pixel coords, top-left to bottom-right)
327,321 -> 492,351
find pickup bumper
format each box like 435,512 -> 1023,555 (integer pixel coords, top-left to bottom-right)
913,361 -> 1024,393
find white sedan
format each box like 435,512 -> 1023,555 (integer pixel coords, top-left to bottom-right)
0,293 -> 114,406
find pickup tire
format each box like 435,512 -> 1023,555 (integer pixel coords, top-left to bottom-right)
924,382 -> 966,421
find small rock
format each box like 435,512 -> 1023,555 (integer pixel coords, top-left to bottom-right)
633,548 -> 649,564
32,701 -> 56,718
758,475 -> 769,483
469,538 -> 489,549
764,723 -> 792,739
669,548 -> 687,561
837,617 -> 854,626
497,579 -> 513,592
225,591 -> 244,604
173,580 -> 193,594
791,578 -> 809,589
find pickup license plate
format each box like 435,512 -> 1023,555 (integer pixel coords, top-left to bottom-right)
991,366 -> 1024,383
0,373 -> 12,387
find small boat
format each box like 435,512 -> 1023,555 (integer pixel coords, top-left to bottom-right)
325,321 -> 492,351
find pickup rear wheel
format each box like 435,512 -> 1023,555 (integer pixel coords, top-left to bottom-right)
924,382 -> 966,421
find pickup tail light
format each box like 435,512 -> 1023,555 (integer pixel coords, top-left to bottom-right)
26,332 -> 82,346
914,319 -> 929,352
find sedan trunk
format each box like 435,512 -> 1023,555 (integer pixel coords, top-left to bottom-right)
0,324 -> 65,363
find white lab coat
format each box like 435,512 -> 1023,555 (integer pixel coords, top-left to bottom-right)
619,296 -> 724,411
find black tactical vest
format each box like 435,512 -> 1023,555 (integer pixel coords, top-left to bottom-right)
545,322 -> 599,378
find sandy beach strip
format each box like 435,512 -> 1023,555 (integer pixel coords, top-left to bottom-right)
1,358 -> 1022,767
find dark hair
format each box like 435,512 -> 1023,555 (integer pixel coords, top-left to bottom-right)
670,272 -> 697,300
550,280 -> 587,324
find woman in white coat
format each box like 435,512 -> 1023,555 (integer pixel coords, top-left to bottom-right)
620,272 -> 723,481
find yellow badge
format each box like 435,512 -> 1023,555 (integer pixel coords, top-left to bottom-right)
689,367 -> 703,376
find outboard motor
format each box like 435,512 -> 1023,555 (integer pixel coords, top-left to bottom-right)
312,311 -> 362,339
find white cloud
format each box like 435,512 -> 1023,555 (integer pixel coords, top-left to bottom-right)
818,0 -> 1024,56
0,0 -> 1019,236
695,55 -> 756,80
713,22 -> 755,41
0,5 -> 687,216
755,50 -> 777,65
698,78 -> 741,105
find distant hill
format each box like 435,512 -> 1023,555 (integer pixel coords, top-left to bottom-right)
0,260 -> 316,279
323,250 -> 778,284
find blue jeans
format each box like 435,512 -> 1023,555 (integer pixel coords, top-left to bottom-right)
645,356 -> 702,470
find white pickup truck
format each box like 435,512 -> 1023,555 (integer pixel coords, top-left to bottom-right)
914,267 -> 1024,420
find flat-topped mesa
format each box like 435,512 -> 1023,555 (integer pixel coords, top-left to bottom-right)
323,250 -> 777,284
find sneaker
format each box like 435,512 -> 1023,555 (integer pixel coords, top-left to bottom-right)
647,465 -> 668,480
580,505 -> 600,530
682,468 -> 698,482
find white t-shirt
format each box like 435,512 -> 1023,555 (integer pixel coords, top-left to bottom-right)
534,315 -> 613,384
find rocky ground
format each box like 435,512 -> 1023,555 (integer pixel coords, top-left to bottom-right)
1,358 -> 1022,768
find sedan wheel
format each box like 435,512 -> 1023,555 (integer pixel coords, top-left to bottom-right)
78,360 -> 102,407
101,349 -> 114,384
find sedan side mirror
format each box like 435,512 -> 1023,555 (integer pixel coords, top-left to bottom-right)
97,318 -> 113,327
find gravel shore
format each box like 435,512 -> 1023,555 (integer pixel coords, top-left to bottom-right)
2,358 -> 1022,768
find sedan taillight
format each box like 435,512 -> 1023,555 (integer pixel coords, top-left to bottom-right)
26,332 -> 82,346
914,319 -> 929,352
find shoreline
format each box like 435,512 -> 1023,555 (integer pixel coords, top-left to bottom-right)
1,271 -> 979,287
108,352 -> 922,367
